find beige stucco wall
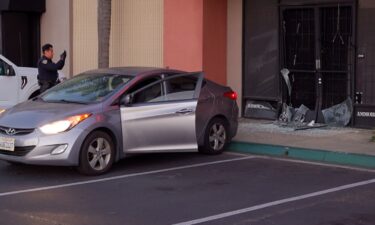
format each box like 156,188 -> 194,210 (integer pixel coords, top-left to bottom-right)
41,0 -> 72,77
72,0 -> 163,74
72,0 -> 98,75
110,0 -> 163,67
227,0 -> 243,114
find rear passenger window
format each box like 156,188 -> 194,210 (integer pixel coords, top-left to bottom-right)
165,75 -> 197,101
127,73 -> 200,104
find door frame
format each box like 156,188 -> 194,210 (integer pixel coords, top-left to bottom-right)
120,72 -> 204,152
279,2 -> 357,123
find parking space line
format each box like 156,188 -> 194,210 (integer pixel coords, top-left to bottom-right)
173,178 -> 375,225
224,152 -> 252,157
262,156 -> 375,173
225,152 -> 375,173
0,156 -> 256,198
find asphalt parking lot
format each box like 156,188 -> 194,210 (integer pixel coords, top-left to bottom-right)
0,151 -> 374,225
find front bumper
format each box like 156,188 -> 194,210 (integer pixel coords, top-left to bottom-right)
0,127 -> 89,166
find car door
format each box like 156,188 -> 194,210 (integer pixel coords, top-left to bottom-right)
120,72 -> 204,152
0,58 -> 18,108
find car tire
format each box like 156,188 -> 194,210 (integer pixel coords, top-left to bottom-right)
78,131 -> 115,175
199,117 -> 228,155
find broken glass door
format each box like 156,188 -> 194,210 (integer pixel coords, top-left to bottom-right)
281,4 -> 354,114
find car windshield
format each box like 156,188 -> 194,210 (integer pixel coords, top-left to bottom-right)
41,73 -> 132,104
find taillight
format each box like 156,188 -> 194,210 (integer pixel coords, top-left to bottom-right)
224,91 -> 237,100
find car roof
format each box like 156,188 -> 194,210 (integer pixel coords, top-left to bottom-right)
83,67 -> 185,77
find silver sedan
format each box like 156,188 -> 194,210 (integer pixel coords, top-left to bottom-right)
0,67 -> 238,175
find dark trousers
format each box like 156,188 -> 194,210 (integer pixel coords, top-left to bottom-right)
39,80 -> 57,94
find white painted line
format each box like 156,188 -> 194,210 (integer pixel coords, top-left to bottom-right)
174,178 -> 375,225
224,152 -> 253,157
0,156 -> 255,198
227,152 -> 375,173
261,156 -> 375,173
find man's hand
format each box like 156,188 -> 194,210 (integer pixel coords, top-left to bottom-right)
60,50 -> 67,60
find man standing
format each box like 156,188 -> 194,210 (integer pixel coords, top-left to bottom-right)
37,43 -> 66,93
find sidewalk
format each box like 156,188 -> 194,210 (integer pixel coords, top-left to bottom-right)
228,118 -> 375,169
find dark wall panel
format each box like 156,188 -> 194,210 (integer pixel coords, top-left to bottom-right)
1,12 -> 40,67
280,0 -> 354,5
356,0 -> 375,105
0,0 -> 45,13
0,0 -> 10,11
243,0 -> 280,101
354,0 -> 375,127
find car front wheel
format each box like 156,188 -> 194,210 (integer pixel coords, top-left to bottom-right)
78,131 -> 115,175
199,118 -> 228,155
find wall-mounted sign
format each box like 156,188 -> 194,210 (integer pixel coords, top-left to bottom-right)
354,106 -> 375,128
357,111 -> 375,118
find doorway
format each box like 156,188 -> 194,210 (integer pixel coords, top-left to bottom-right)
280,4 -> 355,113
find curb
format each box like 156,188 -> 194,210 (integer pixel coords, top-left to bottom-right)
228,141 -> 375,169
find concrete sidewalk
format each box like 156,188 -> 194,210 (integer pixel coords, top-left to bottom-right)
229,118 -> 375,169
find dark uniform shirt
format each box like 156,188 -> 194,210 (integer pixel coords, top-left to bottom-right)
37,56 -> 65,82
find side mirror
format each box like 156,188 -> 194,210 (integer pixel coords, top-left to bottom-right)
5,65 -> 15,76
120,94 -> 132,106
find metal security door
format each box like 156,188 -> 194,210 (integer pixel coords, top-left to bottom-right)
320,6 -> 353,109
282,8 -> 317,110
281,4 -> 354,117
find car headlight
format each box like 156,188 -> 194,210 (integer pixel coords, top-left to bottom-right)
0,109 -> 5,114
39,113 -> 91,135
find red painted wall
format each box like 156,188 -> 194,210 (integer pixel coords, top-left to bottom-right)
164,0 -> 227,84
203,0 -> 227,85
164,0 -> 203,71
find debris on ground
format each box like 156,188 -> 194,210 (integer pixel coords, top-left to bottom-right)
277,98 -> 353,130
322,98 -> 353,126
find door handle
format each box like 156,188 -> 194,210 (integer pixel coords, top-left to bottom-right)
175,108 -> 193,114
21,76 -> 28,90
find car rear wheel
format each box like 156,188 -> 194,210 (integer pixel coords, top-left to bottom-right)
199,118 -> 228,155
78,131 -> 115,175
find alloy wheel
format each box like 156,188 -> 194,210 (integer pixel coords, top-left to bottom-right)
209,123 -> 227,151
87,137 -> 112,171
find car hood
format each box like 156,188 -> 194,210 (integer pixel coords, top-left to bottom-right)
17,67 -> 38,76
0,100 -> 97,128
18,66 -> 65,79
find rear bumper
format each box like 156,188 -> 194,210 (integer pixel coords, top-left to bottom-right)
229,103 -> 239,139
229,119 -> 238,139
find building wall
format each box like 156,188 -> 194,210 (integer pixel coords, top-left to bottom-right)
43,0 -> 229,88
164,0 -> 204,71
227,0 -> 243,113
203,0 -> 227,85
41,0 -> 71,77
72,0 -> 163,75
164,0 -> 227,86
72,0 -> 98,75
110,0 -> 163,67
357,0 -> 375,105
354,0 -> 375,127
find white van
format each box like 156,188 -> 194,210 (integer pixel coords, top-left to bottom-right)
0,54 -> 65,109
